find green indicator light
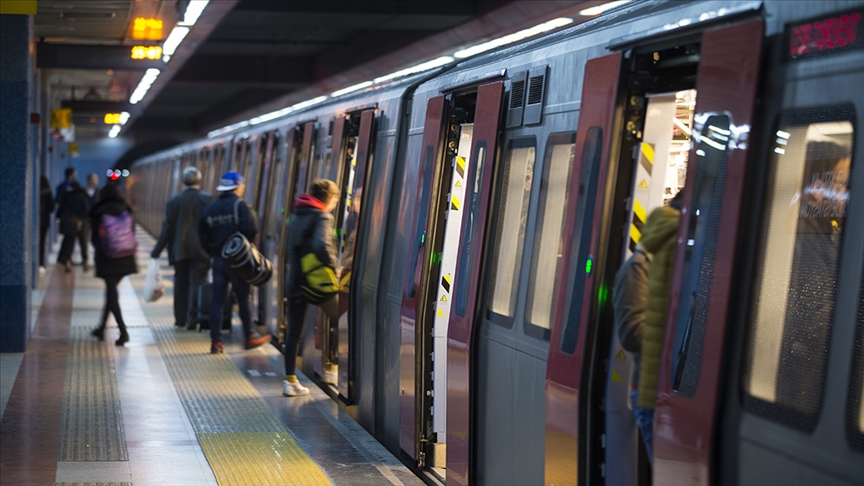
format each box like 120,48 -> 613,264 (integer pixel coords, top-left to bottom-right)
585,258 -> 593,275
281,207 -> 285,214
597,284 -> 609,307
421,233 -> 426,244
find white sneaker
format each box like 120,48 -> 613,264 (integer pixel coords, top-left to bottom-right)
282,379 -> 310,396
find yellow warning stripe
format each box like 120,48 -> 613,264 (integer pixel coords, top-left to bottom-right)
451,195 -> 461,211
630,224 -> 642,244
633,198 -> 647,225
457,156 -> 466,172
640,142 -> 654,164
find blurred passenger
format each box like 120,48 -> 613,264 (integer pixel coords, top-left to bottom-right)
39,175 -> 55,273
151,167 -> 212,330
56,180 -> 91,273
199,171 -> 271,354
89,184 -> 137,346
55,166 -> 77,202
635,191 -> 683,463
85,172 -> 99,207
612,241 -> 652,462
282,179 -> 340,396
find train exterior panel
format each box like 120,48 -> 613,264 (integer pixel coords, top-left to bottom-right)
131,1 -> 864,484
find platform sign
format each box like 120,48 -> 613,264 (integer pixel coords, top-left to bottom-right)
0,1 -> 37,15
51,108 -> 72,129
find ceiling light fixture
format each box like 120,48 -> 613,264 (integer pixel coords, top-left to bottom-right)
579,1 -> 631,16
108,125 -> 121,138
130,68 -> 161,104
162,26 -> 189,57
453,17 -> 573,58
178,0 -> 209,27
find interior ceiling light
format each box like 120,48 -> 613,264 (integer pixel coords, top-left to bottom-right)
579,1 -> 631,16
162,26 -> 189,56
373,56 -> 454,83
453,18 -> 573,58
178,0 -> 209,26
129,68 -> 161,104
331,81 -> 373,97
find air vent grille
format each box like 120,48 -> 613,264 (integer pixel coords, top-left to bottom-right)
510,80 -> 525,109
527,75 -> 544,104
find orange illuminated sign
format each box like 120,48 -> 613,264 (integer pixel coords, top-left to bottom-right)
131,45 -> 163,60
132,17 -> 163,40
104,113 -> 122,125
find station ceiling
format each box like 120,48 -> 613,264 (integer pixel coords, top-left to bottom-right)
36,0 -> 598,150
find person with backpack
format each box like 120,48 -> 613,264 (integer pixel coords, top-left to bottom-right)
198,171 -> 271,354
282,179 -> 341,396
88,184 -> 138,346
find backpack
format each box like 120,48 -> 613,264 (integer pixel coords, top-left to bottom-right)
99,211 -> 137,258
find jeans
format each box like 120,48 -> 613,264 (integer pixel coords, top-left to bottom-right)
210,259 -> 252,342
173,259 -> 209,328
630,387 -> 654,465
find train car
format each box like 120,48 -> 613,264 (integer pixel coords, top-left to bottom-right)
131,1 -> 864,485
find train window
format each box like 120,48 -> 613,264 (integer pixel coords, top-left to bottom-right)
525,132 -> 576,340
849,270 -> 864,449
407,146 -> 436,300
455,141 -> 488,317
670,114 -> 731,396
487,137 -> 536,322
743,106 -> 855,432
560,127 -> 603,355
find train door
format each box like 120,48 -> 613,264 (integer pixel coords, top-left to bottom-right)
278,121 -> 316,340
251,133 -> 277,328
717,6 -> 864,485
311,109 -> 376,400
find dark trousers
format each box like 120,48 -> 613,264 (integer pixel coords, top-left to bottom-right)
210,259 -> 252,342
58,225 -> 88,264
284,293 -> 338,376
173,259 -> 210,328
97,275 -> 127,333
39,223 -> 49,267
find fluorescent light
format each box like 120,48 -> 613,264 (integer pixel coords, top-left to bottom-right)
776,130 -> 791,139
373,56 -> 454,83
130,68 -> 161,104
331,81 -> 373,97
248,96 -> 329,126
453,18 -> 573,58
208,121 -> 250,138
579,1 -> 630,16
162,26 -> 189,56
162,54 -> 171,63
108,125 -> 121,138
178,0 -> 208,26
120,111 -> 130,125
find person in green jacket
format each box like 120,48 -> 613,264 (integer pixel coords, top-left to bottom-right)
635,191 -> 683,461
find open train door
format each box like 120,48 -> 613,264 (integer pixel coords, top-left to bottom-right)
652,19 -> 764,485
446,80 -> 504,486
544,52 -> 622,486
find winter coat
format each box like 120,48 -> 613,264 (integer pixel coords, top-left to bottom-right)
636,206 -> 680,408
40,179 -> 55,229
57,185 -> 90,236
613,245 -> 652,388
285,194 -> 338,293
89,199 -> 138,279
198,192 -> 257,259
152,187 -> 212,264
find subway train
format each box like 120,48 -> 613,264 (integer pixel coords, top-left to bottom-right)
130,1 -> 864,484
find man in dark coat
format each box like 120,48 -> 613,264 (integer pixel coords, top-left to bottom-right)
56,180 -> 91,272
282,179 -> 340,396
199,171 -> 271,354
151,167 -> 212,330
39,175 -> 55,273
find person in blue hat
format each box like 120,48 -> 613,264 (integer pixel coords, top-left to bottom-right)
198,171 -> 271,354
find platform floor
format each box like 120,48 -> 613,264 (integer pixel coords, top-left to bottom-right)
0,227 -> 424,486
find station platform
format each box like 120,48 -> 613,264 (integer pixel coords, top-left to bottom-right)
0,227 -> 424,486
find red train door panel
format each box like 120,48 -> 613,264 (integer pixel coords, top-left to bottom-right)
653,20 -> 764,485
400,95 -> 446,459
544,52 -> 622,486
446,81 -> 503,486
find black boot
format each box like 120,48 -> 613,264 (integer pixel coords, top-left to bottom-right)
91,327 -> 105,341
115,331 -> 129,346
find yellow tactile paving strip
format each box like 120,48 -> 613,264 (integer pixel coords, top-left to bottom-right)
125,237 -> 332,485
58,327 -> 128,461
56,483 -> 132,486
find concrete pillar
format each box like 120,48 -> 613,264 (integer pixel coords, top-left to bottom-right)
0,13 -> 35,352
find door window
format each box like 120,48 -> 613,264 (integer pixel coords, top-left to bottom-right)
487,137 -> 535,322
743,106 -> 855,431
455,142 -> 488,317
525,132 -> 575,339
